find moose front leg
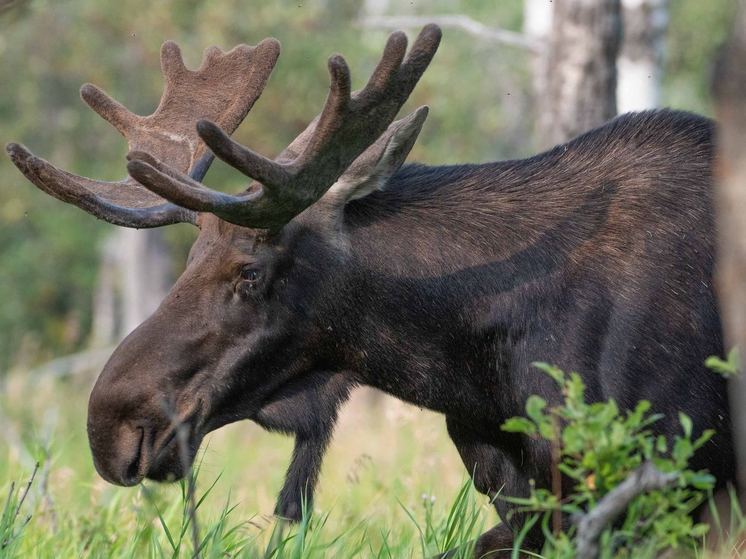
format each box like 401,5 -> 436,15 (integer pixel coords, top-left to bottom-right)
254,372 -> 351,521
445,416 -> 544,557
274,433 -> 328,521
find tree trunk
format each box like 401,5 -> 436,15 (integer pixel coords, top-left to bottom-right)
90,236 -> 118,347
713,4 -> 746,505
524,0 -> 554,149
617,0 -> 668,113
91,229 -> 171,345
119,229 -> 170,336
539,0 -> 622,147
524,0 -> 554,39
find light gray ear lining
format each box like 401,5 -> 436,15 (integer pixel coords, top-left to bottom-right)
380,105 -> 430,171
326,105 -> 430,203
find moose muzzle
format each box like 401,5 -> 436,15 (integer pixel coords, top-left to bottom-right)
87,310 -> 205,486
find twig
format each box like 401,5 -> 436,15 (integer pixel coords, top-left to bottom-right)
174,408 -> 200,559
575,462 -> 679,559
13,462 -> 38,520
550,416 -> 562,536
358,14 -> 541,53
38,453 -> 57,532
2,463 -> 39,549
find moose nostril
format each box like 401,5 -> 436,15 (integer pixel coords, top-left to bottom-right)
121,427 -> 145,486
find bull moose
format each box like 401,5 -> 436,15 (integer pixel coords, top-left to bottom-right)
6,25 -> 734,556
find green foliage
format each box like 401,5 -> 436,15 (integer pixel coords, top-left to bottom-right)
0,463 -> 486,558
0,464 -> 36,557
705,347 -> 741,378
501,363 -> 716,558
0,0 -> 530,372
663,0 -> 740,114
0,0 -> 736,372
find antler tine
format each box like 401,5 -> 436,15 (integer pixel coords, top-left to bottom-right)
397,23 -> 442,91
301,55 -> 353,158
6,37 -> 281,228
6,143 -> 194,227
80,83 -> 141,137
194,120 -> 292,188
160,40 -> 188,82
360,31 -> 408,97
127,151 -> 262,213
146,24 -> 440,230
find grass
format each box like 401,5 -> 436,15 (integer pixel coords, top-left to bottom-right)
0,371 -> 492,558
1,371 -> 744,558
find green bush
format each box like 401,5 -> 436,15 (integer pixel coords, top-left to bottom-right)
501,363 -> 716,558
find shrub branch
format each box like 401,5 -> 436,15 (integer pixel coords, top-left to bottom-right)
575,462 -> 679,559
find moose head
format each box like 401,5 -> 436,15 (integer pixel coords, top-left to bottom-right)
6,26 -> 441,486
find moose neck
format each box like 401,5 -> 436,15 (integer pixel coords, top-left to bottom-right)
308,111 -> 716,423
334,151 -> 620,421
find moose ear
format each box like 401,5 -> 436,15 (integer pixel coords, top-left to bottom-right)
326,106 -> 429,203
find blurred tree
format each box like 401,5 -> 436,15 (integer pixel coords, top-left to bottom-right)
663,0 -> 738,114
0,0 -> 737,373
713,1 -> 746,505
119,229 -> 171,337
523,0 -> 552,147
539,0 -> 622,146
617,0 -> 668,112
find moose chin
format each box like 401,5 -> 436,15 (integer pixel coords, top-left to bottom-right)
7,23 -> 735,557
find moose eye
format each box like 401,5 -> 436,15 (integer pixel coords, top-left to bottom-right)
239,266 -> 263,286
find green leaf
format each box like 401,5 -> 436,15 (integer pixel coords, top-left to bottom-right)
532,362 -> 565,384
626,400 -> 651,426
705,347 -> 741,377
525,395 -> 547,424
566,373 -> 586,404
561,425 -> 584,454
610,422 -> 626,447
679,412 -> 693,439
538,420 -> 557,439
656,435 -> 668,453
688,472 -> 716,490
673,438 -> 693,466
729,346 -> 742,369
602,399 -> 619,423
501,417 -> 536,435
693,429 -> 715,451
690,523 -> 710,537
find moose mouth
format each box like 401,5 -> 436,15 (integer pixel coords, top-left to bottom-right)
121,401 -> 204,486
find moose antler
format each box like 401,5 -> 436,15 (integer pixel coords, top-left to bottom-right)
127,24 -> 441,230
6,39 -> 280,228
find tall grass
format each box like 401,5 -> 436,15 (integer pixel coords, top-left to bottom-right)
0,372 -> 492,557
0,460 -> 487,558
0,372 -> 743,558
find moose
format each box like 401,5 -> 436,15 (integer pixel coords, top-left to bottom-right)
6,25 -> 735,556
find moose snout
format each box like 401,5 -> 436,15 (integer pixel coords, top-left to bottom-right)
87,384 -> 203,486
86,310 -> 208,486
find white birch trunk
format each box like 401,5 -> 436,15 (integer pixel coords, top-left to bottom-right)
538,0 -> 622,147
617,0 -> 668,113
119,228 -> 170,335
